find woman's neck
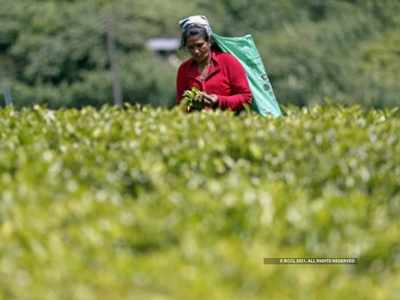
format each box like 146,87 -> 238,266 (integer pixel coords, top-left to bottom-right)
198,53 -> 211,71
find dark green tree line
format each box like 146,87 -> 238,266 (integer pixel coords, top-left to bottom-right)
0,0 -> 398,108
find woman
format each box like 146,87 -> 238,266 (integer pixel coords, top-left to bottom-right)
176,18 -> 252,112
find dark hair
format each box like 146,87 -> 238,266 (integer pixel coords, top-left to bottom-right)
180,24 -> 212,48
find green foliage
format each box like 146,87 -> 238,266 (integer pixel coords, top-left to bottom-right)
360,31 -> 400,86
0,105 -> 399,299
0,0 -> 181,108
0,0 -> 399,108
180,87 -> 204,112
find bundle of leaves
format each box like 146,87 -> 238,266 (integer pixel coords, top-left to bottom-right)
180,87 -> 206,112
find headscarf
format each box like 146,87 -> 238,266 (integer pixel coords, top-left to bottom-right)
179,15 -> 213,37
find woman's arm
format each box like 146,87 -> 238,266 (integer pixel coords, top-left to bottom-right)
217,54 -> 252,111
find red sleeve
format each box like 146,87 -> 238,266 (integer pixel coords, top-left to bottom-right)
176,64 -> 186,105
217,55 -> 252,111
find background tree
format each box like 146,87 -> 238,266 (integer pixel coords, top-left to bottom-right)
0,0 -> 398,108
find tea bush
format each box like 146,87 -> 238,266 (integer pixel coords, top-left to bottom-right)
0,105 -> 399,299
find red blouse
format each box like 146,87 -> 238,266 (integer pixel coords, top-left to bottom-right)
176,50 -> 252,111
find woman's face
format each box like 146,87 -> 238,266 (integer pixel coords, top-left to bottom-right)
186,36 -> 211,64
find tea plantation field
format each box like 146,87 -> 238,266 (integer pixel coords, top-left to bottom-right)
0,105 -> 399,300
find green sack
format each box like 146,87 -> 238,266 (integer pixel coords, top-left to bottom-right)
212,33 -> 282,117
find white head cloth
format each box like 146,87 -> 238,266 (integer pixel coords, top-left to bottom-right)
179,15 -> 213,37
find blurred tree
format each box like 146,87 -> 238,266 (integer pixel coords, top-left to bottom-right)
0,0 -> 398,108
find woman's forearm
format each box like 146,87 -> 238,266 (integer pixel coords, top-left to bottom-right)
217,93 -> 252,111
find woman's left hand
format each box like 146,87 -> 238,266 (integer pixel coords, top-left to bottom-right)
195,92 -> 218,108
